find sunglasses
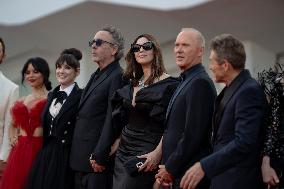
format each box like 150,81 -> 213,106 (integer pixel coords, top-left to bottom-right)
89,39 -> 116,47
131,41 -> 154,53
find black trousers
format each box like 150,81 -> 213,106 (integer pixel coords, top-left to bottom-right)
74,171 -> 112,189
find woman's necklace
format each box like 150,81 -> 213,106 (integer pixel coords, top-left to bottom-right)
137,76 -> 148,88
32,89 -> 47,100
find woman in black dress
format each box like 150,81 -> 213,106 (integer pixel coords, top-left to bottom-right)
259,64 -> 284,189
26,48 -> 83,189
111,34 -> 179,189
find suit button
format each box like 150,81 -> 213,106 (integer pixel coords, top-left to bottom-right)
67,122 -> 71,125
64,131 -> 67,134
61,140 -> 65,143
76,116 -> 79,120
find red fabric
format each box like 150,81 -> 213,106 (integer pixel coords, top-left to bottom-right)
0,99 -> 46,189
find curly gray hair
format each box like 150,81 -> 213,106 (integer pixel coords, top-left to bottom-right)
102,26 -> 125,60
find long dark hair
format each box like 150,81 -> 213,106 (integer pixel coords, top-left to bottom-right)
124,34 -> 166,86
21,57 -> 52,91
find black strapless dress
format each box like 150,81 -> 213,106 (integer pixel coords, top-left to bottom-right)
111,77 -> 179,189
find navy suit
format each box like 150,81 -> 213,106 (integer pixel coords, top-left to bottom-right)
162,64 -> 216,188
200,70 -> 267,189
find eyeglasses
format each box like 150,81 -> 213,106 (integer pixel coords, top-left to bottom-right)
89,39 -> 116,47
131,41 -> 154,53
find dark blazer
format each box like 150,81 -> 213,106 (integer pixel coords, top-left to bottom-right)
162,64 -> 216,183
70,60 -> 124,172
42,83 -> 82,146
200,70 -> 267,189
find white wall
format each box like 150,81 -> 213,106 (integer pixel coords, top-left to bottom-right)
75,50 -> 97,88
244,40 -> 276,78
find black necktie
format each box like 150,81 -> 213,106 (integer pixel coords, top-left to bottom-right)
54,91 -> 67,105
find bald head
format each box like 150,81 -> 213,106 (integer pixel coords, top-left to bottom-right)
181,28 -> 205,48
174,28 -> 205,71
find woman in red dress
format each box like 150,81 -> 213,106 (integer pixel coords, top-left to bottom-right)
0,57 -> 52,189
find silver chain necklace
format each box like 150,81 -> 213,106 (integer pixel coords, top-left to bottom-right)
137,76 -> 148,88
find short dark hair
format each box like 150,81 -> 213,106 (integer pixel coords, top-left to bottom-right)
22,57 -> 52,91
0,37 -> 5,54
56,48 -> 82,70
124,34 -> 166,86
210,34 -> 246,70
102,26 -> 124,60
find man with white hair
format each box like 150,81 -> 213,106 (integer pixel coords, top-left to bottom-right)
156,28 -> 216,189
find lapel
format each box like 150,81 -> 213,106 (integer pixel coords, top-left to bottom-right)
212,70 -> 251,138
78,61 -> 120,109
80,72 -> 97,102
55,83 -> 81,121
165,64 -> 205,121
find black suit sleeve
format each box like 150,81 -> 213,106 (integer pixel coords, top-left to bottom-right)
93,73 -> 124,165
200,85 -> 266,178
165,78 -> 215,178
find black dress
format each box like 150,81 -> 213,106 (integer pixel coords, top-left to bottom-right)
259,69 -> 284,188
25,84 -> 82,189
111,77 -> 179,189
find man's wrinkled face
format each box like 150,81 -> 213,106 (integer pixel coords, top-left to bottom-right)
91,31 -> 116,65
209,50 -> 226,83
174,31 -> 203,71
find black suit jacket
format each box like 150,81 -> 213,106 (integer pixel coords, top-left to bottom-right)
200,70 -> 267,189
162,64 -> 216,180
70,60 -> 124,172
42,83 -> 82,147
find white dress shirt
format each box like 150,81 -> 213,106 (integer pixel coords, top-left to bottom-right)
49,83 -> 75,118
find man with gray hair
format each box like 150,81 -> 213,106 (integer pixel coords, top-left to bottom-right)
156,28 -> 216,189
180,34 -> 266,189
70,26 -> 125,189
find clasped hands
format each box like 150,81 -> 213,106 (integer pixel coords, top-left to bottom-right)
155,165 -> 174,188
90,158 -> 106,173
155,162 -> 205,189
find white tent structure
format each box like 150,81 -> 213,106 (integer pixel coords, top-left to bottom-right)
1,0 -> 283,93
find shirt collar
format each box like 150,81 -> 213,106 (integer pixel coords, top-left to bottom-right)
180,63 -> 203,80
96,59 -> 119,76
59,83 -> 75,96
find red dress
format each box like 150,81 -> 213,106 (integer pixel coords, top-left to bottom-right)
0,99 -> 46,189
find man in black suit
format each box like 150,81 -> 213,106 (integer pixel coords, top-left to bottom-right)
156,28 -> 216,189
70,26 -> 125,189
180,34 -> 267,189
